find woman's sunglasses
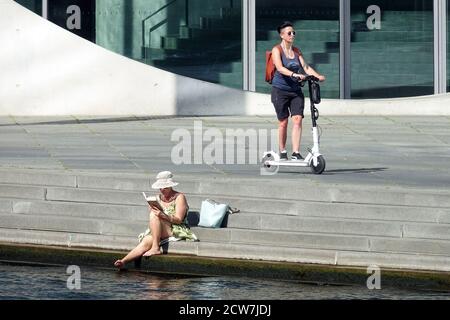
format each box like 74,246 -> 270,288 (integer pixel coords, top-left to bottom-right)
287,31 -> 296,36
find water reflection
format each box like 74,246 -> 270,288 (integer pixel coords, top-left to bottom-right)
0,263 -> 449,300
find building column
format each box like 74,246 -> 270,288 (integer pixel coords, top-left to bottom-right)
243,0 -> 256,92
340,0 -> 351,99
434,0 -> 447,94
42,0 -> 48,19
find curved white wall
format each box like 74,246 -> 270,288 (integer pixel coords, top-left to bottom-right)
1,0 -> 449,116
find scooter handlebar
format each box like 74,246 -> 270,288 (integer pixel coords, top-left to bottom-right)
298,75 -> 319,82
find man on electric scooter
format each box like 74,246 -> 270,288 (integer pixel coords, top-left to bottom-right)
270,21 -> 326,161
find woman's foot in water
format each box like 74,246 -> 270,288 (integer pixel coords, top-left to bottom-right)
143,248 -> 161,257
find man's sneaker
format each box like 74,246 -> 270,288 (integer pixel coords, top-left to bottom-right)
291,152 -> 304,160
279,151 -> 288,161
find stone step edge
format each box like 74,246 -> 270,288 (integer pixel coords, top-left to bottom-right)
0,214 -> 406,240
1,225 -> 450,254
2,230 -> 450,261
0,223 -> 399,241
1,168 -> 449,196
2,184 -> 450,210
0,197 -> 448,225
1,235 -> 450,275
2,205 -> 450,233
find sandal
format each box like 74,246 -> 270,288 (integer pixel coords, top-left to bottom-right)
227,207 -> 240,214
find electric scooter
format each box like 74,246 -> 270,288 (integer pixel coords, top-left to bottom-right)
261,75 -> 326,175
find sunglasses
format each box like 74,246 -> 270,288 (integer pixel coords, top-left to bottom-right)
287,31 -> 296,36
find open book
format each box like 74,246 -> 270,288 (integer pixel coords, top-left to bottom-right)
142,192 -> 165,212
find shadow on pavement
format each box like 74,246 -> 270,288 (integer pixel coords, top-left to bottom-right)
322,167 -> 388,175
0,116 -> 202,127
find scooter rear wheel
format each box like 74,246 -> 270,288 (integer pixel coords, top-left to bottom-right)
310,155 -> 326,175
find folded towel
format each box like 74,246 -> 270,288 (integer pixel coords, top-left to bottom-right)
159,236 -> 181,246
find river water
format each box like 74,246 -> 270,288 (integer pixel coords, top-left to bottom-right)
0,262 -> 449,300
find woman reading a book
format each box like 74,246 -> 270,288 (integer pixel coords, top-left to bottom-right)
114,171 -> 197,269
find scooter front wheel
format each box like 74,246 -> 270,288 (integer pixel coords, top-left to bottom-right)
310,155 -> 326,175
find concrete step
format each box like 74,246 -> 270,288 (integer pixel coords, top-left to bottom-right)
0,170 -> 77,187
197,241 -> 336,265
335,250 -> 450,272
0,227 -> 335,265
8,183 -> 450,215
1,228 -> 449,271
0,200 -> 410,237
198,242 -> 450,272
225,213 -> 403,237
191,227 -> 450,256
0,199 -> 12,213
0,184 -> 46,200
8,197 -> 450,238
0,212 -> 108,235
294,201 -> 449,224
3,171 -> 450,209
5,205 -> 449,252
370,238 -> 450,256
11,199 -> 148,221
44,186 -> 141,206
0,228 -> 139,251
403,223 -> 450,241
1,217 -> 370,252
189,183 -> 450,209
187,195 -> 450,224
191,227 -> 370,251
0,211 -> 151,237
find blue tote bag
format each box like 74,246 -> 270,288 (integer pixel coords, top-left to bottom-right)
198,199 -> 229,228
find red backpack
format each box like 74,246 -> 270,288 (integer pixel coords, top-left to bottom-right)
265,45 -> 302,84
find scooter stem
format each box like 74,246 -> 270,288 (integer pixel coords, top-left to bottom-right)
312,126 -> 320,154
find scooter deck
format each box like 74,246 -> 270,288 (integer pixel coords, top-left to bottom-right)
265,160 -> 310,167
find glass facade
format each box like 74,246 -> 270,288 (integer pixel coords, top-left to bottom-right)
48,0 -> 96,42
15,0 -> 42,15
12,0 -> 448,98
256,0 -> 340,98
351,1 -> 434,98
95,0 -> 243,89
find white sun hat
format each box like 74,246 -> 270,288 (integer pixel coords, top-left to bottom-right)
151,171 -> 179,189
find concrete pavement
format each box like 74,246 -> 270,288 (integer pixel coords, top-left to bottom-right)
0,115 -> 449,189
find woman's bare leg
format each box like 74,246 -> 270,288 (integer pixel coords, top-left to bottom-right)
143,215 -> 173,257
292,116 -> 303,153
279,118 -> 289,152
114,235 -> 153,269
